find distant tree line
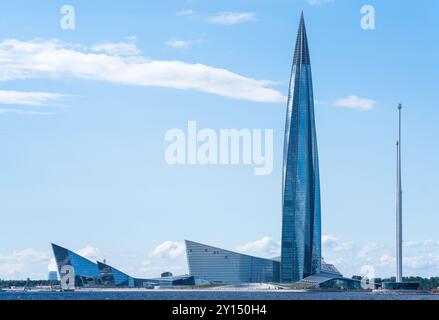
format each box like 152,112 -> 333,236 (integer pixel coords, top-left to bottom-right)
2,277 -> 439,290
0,278 -> 60,289
352,276 -> 439,290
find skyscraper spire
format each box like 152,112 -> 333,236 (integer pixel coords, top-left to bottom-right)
281,13 -> 321,283
293,12 -> 311,65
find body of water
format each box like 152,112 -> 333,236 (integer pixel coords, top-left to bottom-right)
1,291 -> 439,300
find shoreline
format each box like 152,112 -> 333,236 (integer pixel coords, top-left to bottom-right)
1,288 -> 436,295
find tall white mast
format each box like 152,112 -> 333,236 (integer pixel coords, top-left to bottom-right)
396,103 -> 403,283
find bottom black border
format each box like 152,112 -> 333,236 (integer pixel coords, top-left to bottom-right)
0,300 -> 436,318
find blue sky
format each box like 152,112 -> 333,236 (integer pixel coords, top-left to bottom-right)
0,0 -> 438,280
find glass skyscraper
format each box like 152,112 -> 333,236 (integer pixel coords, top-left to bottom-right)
281,13 -> 321,283
50,13 -> 348,289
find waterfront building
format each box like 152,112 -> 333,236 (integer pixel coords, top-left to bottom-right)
52,243 -> 101,287
185,240 -> 280,284
97,261 -> 135,287
51,243 -> 194,288
185,240 -> 357,289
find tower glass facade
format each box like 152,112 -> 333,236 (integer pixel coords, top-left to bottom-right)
281,14 -> 321,283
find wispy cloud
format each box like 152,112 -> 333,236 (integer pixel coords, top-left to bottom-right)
334,95 -> 376,110
236,236 -> 280,258
307,0 -> 335,5
176,9 -> 195,17
314,99 -> 329,105
208,12 -> 256,26
322,235 -> 354,252
0,108 -> 54,116
357,242 -> 383,258
75,245 -> 103,262
165,39 -> 201,50
5,238 -> 439,280
91,41 -> 141,56
149,241 -> 186,259
0,249 -> 51,280
0,90 -> 65,106
379,253 -> 439,270
0,39 -> 284,103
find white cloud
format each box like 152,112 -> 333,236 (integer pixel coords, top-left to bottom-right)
423,240 -> 439,246
402,239 -> 439,252
0,90 -> 64,106
165,39 -> 202,50
0,108 -> 54,115
322,235 -> 354,252
1,249 -> 49,263
0,39 -> 284,103
357,242 -> 383,258
403,241 -> 420,248
335,241 -> 355,252
176,9 -> 195,17
334,95 -> 376,110
165,40 -> 192,49
75,245 -> 103,262
138,241 -> 188,277
91,42 -> 141,56
208,12 -> 256,26
403,254 -> 439,269
0,244 -> 189,281
0,249 -> 51,280
138,258 -> 186,278
149,241 -> 186,259
314,99 -> 328,105
379,253 -> 395,267
47,258 -> 57,272
236,236 -> 280,258
307,0 -> 335,5
322,235 -> 338,247
317,238 -> 439,278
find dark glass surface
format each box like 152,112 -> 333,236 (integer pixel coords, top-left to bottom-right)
281,14 -> 321,283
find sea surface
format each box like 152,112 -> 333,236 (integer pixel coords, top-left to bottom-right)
1,291 -> 439,300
